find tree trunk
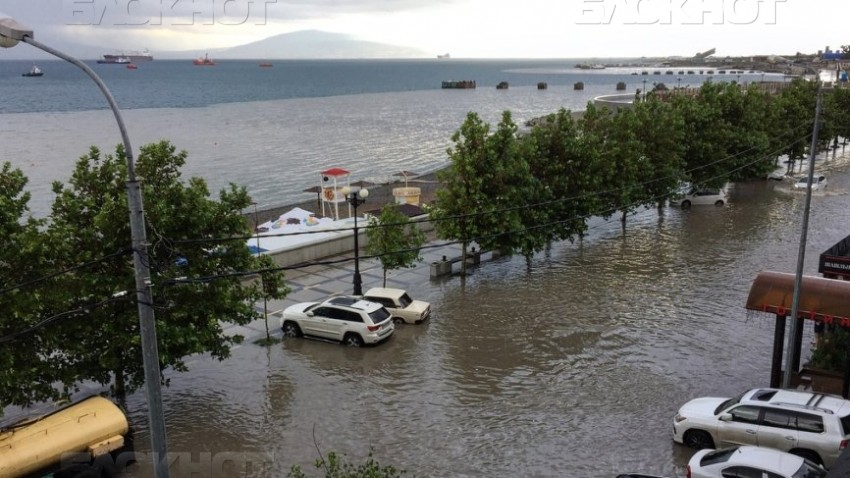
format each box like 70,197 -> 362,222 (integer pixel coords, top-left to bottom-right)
114,366 -> 126,398
383,268 -> 387,287
264,297 -> 270,341
461,241 -> 468,276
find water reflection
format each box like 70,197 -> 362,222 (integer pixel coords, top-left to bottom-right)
118,164 -> 850,477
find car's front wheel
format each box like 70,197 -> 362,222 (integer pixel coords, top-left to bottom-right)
393,317 -> 404,325
282,321 -> 302,338
681,200 -> 692,209
683,429 -> 714,449
714,200 -> 724,207
343,333 -> 364,347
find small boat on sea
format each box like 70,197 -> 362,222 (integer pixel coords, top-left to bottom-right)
126,63 -> 138,70
22,65 -> 43,77
193,53 -> 216,66
259,62 -> 273,67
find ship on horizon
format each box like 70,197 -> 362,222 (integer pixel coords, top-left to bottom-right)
97,48 -> 153,64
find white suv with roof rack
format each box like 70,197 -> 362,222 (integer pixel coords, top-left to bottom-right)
280,296 -> 394,346
673,387 -> 850,468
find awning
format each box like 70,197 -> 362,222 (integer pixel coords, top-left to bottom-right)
745,271 -> 850,324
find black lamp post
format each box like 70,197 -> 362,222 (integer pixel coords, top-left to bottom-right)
343,186 -> 369,295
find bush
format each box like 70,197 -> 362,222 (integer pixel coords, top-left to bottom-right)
288,451 -> 406,478
810,326 -> 850,373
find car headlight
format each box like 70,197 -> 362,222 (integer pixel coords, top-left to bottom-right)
674,414 -> 687,423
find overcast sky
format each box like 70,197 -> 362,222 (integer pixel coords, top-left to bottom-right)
1,0 -> 848,58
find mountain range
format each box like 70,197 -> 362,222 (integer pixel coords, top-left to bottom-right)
0,30 -> 429,60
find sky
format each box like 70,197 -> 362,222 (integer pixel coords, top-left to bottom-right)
0,0 -> 848,59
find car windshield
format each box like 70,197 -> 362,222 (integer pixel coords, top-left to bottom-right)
796,177 -> 809,184
714,391 -> 748,415
368,307 -> 391,324
792,460 -> 827,478
698,447 -> 736,466
398,293 -> 413,308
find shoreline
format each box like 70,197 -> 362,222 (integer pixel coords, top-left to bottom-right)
246,171 -> 444,228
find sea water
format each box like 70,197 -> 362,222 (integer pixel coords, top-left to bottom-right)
0,59 -> 746,217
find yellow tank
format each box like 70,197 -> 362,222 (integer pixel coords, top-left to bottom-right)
0,396 -> 129,478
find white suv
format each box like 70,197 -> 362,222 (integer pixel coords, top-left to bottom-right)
673,388 -> 850,468
280,296 -> 394,346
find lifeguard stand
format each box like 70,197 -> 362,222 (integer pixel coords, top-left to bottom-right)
319,167 -> 351,220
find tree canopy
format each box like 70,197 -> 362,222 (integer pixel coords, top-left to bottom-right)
0,140 -> 286,406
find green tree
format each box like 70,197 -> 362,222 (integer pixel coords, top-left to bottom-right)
365,204 -> 425,287
257,253 -> 291,345
669,82 -> 733,188
524,109 -> 600,247
595,105 -> 644,227
631,98 -> 686,209
41,140 -> 286,398
771,79 -> 818,173
474,111 -> 533,256
430,112 -> 490,276
0,162 -> 64,408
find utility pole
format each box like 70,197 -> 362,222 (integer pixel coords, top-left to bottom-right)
782,82 -> 823,389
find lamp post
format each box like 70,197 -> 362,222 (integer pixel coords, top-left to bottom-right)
0,15 -> 170,478
342,186 -> 368,295
642,78 -> 647,101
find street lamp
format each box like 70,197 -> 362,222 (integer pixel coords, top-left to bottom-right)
0,14 -> 169,478
642,78 -> 647,101
341,186 -> 369,295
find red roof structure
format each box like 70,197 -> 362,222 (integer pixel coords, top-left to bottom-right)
321,168 -> 350,177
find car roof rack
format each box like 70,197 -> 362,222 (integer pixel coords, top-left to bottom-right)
769,399 -> 835,415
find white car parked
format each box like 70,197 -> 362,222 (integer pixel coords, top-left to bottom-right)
362,287 -> 431,324
280,296 -> 394,346
673,388 -> 850,467
793,175 -> 828,191
670,183 -> 728,208
688,446 -> 826,478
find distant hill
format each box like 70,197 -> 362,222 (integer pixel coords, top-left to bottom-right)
161,30 -> 428,60
0,30 -> 427,60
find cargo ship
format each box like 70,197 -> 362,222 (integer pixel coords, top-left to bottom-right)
98,48 -> 153,63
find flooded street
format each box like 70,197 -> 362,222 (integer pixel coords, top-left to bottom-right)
123,158 -> 850,477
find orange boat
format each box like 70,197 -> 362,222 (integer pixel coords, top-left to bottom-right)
126,63 -> 138,70
259,62 -> 273,67
193,53 -> 215,66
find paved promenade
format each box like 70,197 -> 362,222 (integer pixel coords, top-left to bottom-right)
228,236 -> 460,342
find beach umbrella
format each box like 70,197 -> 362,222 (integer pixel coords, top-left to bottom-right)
393,171 -> 418,187
350,180 -> 374,189
303,185 -> 323,209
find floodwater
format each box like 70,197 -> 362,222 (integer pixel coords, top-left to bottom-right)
120,154 -> 850,478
